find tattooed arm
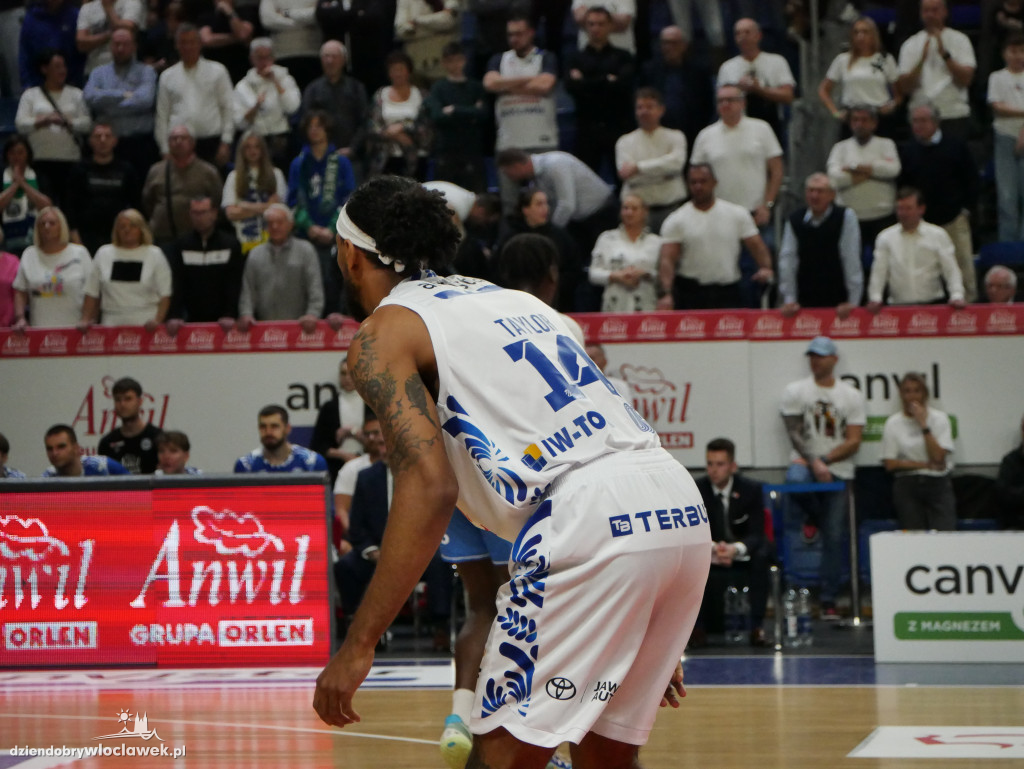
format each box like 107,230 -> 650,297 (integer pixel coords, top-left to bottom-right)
782,414 -> 814,464
314,305 -> 459,729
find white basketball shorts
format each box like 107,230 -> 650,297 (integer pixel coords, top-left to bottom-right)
470,447 -> 712,747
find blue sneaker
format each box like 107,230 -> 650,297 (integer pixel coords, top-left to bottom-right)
439,714 -> 473,769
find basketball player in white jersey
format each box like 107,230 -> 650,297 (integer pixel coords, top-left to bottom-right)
313,176 -> 711,769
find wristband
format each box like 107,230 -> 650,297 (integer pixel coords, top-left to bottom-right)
942,51 -> 951,61
921,426 -> 931,435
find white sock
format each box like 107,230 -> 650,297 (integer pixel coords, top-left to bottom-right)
451,688 -> 475,723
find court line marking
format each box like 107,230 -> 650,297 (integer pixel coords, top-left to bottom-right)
0,713 -> 435,746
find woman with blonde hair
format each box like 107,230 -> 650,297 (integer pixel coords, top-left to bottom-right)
588,194 -> 662,313
223,131 -> 288,254
80,209 -> 173,330
818,17 -> 901,135
12,207 -> 92,329
880,372 -> 957,531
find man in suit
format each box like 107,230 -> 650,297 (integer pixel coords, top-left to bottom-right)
333,454 -> 452,647
694,437 -> 771,646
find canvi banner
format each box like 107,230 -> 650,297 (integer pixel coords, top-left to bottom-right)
0,475 -> 333,668
871,532 -> 1024,663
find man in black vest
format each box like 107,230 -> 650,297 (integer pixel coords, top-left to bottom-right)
779,173 -> 863,318
694,437 -> 771,647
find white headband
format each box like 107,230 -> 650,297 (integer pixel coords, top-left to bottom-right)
335,204 -> 405,273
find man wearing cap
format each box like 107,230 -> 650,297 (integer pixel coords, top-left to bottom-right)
779,336 -> 866,620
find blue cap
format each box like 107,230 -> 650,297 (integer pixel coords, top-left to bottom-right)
806,336 -> 838,356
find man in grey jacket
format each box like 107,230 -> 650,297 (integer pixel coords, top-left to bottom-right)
238,203 -> 324,332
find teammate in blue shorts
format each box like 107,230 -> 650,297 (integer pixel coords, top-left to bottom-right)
438,509 -> 514,769
42,425 -> 130,477
313,177 -> 710,769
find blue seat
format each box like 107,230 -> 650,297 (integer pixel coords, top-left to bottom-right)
949,4 -> 982,29
976,241 -> 1024,268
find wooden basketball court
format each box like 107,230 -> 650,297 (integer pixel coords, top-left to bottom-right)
3,659 -> 1023,768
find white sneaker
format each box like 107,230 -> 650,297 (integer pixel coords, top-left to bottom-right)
439,714 -> 473,769
546,754 -> 573,769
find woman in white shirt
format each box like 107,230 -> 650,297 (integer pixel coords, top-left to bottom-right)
15,51 -> 92,202
12,207 -> 92,329
223,131 -> 288,254
589,194 -> 662,312
880,372 -> 957,531
367,50 -> 430,180
818,17 -> 900,136
80,209 -> 173,330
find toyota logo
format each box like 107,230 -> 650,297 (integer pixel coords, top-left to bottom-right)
545,677 -> 576,700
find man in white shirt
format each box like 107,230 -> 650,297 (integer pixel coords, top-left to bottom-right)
717,17 -> 795,141
657,163 -> 773,309
826,105 -> 901,267
155,24 -> 235,169
690,84 -> 783,247
780,336 -> 866,620
867,187 -> 966,309
615,87 -> 687,234
897,0 -> 976,143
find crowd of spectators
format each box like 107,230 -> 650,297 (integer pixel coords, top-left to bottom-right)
2,0 -> 1023,329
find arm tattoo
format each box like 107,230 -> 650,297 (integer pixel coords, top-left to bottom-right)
348,326 -> 396,415
349,325 -> 440,474
405,373 -> 437,430
782,414 -> 813,463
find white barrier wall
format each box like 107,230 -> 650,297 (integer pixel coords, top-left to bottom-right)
1,306 -> 1022,475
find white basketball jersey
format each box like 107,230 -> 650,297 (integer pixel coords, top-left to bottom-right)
380,274 -> 659,541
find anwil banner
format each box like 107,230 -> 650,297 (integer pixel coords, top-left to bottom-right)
0,476 -> 332,668
1,306 -> 1023,475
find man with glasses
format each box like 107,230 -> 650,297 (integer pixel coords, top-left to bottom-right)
691,85 -> 783,238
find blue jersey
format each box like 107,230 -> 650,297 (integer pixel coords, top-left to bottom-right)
379,273 -> 659,542
43,456 -> 131,477
234,445 -> 327,473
